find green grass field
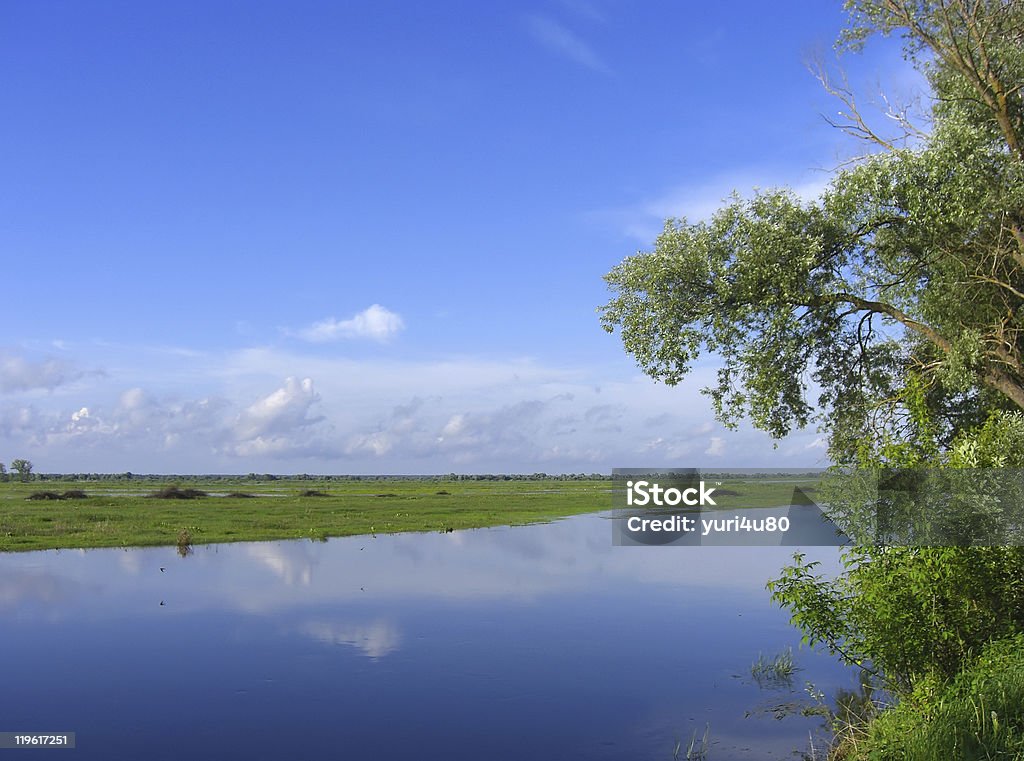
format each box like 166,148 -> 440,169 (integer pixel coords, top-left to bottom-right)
0,474 -> 822,552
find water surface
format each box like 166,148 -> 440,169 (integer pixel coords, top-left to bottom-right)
1,512 -> 853,759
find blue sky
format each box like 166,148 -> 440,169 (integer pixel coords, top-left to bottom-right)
1,1 -> 919,473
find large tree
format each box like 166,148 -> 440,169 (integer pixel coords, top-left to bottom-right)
601,0 -> 1024,465
601,6 -> 1024,743
10,458 -> 33,482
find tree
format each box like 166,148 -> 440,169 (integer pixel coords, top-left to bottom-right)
10,459 -> 33,482
600,0 -> 1024,466
0,462 -> 6,482
601,3 -> 1024,739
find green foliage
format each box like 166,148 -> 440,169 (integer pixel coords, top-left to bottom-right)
949,410 -> 1024,468
599,3 -> 1024,755
769,546 -> 1024,692
751,647 -> 797,689
850,634 -> 1024,760
10,459 -> 33,482
600,0 -> 1024,466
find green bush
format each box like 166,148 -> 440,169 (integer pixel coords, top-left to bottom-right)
768,546 -> 1024,691
854,634 -> 1024,759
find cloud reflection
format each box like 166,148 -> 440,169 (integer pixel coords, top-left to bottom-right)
0,569 -> 82,608
245,543 -> 316,586
0,514 -> 844,620
300,620 -> 402,658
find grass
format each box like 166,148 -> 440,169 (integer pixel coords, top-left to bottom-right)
0,473 -> 824,553
839,634 -> 1024,760
800,635 -> 1024,760
674,724 -> 710,760
0,477 -> 615,552
751,648 -> 798,688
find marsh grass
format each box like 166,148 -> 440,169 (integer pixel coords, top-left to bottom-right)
845,635 -> 1024,760
1,474 -> 821,552
801,636 -> 1024,759
683,724 -> 710,760
751,648 -> 797,688
176,526 -> 194,557
0,477 -> 613,552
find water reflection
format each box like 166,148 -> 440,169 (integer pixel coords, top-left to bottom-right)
0,512 -> 853,760
0,569 -> 84,608
299,619 -> 402,658
246,543 -> 317,586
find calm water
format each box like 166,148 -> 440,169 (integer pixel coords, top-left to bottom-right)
0,512 -> 854,760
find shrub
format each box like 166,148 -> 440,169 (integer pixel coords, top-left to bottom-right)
768,546 -> 1024,691
26,491 -> 62,501
149,486 -> 208,499
853,634 -> 1024,759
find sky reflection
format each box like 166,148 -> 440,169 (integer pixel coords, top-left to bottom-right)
0,513 -> 851,760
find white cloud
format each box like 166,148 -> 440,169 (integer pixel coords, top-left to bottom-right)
228,377 -> 336,459
705,436 -> 726,456
234,377 -> 322,440
0,405 -> 41,439
0,341 -> 831,472
525,15 -> 610,74
297,305 -> 404,343
592,173 -> 832,243
0,352 -> 84,393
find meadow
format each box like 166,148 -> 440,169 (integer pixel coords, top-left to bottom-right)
0,474 -> 821,552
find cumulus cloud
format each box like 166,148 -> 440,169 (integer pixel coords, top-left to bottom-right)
0,353 -> 83,393
432,397 -> 595,466
228,377 -> 337,459
583,404 -> 624,433
234,378 -> 322,439
297,305 -> 404,343
47,390 -> 230,450
345,395 -> 594,467
0,340 -> 831,472
345,397 -> 439,459
0,405 -> 42,439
